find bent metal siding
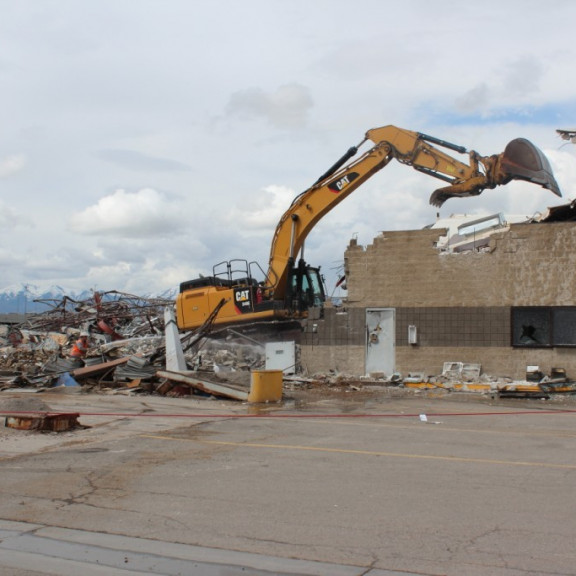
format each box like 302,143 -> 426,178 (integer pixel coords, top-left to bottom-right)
300,222 -> 576,380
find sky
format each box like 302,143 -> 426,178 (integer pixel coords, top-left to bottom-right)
1,0 -> 575,299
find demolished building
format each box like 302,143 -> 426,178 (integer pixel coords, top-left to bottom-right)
0,290 -> 275,399
4,205 -> 576,396
300,206 -> 576,382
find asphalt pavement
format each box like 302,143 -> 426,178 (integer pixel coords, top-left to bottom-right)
1,389 -> 576,575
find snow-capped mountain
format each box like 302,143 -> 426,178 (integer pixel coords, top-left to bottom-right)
0,284 -> 176,314
0,284 -> 93,314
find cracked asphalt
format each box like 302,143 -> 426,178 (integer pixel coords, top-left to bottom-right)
1,389 -> 576,575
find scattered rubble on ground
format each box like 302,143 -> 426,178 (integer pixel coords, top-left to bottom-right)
0,291 -> 269,400
1,291 -> 576,407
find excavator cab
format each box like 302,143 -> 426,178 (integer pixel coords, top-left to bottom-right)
286,260 -> 326,314
500,138 -> 561,196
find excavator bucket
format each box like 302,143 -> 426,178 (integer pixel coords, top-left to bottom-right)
500,138 -> 561,197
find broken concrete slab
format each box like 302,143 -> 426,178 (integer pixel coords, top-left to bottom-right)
442,362 -> 482,382
71,357 -> 130,378
156,370 -> 249,401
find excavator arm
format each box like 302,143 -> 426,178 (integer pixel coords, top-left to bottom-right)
266,125 -> 561,300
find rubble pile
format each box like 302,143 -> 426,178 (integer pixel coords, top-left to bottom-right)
0,291 -> 265,397
2,291 -> 576,403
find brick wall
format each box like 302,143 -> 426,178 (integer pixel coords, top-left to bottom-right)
346,223 -> 576,307
300,222 -> 576,380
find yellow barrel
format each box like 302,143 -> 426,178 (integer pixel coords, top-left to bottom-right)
248,370 -> 283,403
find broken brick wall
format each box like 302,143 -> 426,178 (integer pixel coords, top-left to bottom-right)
300,222 -> 576,380
300,308 -> 365,376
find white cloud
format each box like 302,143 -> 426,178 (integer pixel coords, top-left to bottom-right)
230,184 -> 295,231
501,55 -> 544,96
455,84 -> 491,116
69,188 -> 187,238
453,55 -> 547,118
226,84 -> 313,128
1,1 -> 576,297
546,148 -> 576,200
0,154 -> 26,177
0,199 -> 30,228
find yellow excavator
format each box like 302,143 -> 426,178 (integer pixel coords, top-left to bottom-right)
176,125 -> 561,331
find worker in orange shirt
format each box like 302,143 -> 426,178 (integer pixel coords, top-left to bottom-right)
70,332 -> 90,363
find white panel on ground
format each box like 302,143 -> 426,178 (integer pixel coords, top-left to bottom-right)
265,341 -> 296,374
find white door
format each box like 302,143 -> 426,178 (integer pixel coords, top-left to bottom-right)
365,308 -> 395,376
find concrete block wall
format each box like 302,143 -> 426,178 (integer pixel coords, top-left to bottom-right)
300,307 -> 364,375
395,346 -> 576,382
299,222 -> 576,380
346,223 -> 576,307
300,311 -> 576,380
300,344 -> 365,377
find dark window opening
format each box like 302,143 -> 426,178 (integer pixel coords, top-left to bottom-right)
552,308 -> 576,346
512,307 -> 576,348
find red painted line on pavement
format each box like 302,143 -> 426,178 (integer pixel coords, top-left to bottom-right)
2,409 -> 576,419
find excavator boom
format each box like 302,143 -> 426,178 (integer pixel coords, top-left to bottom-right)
267,126 -> 561,297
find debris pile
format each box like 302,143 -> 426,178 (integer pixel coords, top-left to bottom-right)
0,291 -> 265,398
2,291 -> 576,402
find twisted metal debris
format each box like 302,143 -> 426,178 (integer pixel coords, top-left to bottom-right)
24,290 -> 174,337
0,290 -> 267,395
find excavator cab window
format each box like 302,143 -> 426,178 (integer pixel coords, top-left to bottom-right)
287,263 -> 325,313
304,267 -> 325,308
